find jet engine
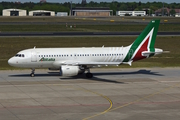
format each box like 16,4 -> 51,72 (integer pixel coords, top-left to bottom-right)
60,65 -> 85,76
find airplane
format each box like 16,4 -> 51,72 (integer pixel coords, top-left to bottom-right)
8,20 -> 163,78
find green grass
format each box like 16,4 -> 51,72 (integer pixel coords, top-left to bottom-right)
0,16 -> 179,32
0,24 -> 180,32
0,16 -> 180,23
0,36 -> 180,70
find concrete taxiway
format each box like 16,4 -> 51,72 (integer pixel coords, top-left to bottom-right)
0,68 -> 180,120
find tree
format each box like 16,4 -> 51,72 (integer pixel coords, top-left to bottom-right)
170,9 -> 176,16
119,3 -> 128,10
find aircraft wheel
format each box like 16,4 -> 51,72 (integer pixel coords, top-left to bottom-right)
86,73 -> 93,78
30,73 -> 34,77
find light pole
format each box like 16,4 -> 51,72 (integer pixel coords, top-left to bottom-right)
71,1 -> 72,16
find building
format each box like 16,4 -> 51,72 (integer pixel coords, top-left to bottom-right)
155,8 -> 180,16
175,13 -> 180,17
2,9 -> 27,16
56,12 -> 68,16
29,10 -> 55,16
116,11 -> 146,16
71,7 -> 113,16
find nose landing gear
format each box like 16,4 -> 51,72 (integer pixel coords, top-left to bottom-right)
30,69 -> 35,77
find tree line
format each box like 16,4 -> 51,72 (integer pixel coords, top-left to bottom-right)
0,1 -> 180,15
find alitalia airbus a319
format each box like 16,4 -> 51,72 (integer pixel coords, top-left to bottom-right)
8,20 -> 163,78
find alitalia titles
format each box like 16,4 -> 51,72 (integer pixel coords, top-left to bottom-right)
39,57 -> 55,61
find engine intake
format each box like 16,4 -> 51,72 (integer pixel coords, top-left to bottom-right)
60,65 -> 83,76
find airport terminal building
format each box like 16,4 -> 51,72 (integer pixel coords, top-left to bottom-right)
71,7 -> 113,16
29,10 -> 55,16
116,11 -> 146,16
3,9 -> 27,16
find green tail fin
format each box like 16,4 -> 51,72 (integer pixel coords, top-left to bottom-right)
123,20 -> 160,62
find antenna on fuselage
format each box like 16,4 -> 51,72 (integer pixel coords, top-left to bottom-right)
34,46 -> 36,49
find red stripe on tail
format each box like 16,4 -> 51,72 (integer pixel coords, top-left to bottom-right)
133,36 -> 150,61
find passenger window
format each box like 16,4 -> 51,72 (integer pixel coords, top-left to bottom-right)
22,54 -> 25,57
19,54 -> 21,57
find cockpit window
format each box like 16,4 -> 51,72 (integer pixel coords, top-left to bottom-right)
15,54 -> 25,57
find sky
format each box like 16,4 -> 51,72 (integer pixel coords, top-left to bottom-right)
1,0 -> 180,3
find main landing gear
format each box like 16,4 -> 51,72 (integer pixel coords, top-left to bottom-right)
85,69 -> 93,78
30,69 -> 35,77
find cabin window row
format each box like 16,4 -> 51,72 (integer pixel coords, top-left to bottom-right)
38,54 -> 123,58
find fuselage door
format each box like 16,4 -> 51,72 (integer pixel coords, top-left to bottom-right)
31,51 -> 37,62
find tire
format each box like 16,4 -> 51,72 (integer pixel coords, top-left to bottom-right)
30,73 -> 34,77
86,73 -> 93,78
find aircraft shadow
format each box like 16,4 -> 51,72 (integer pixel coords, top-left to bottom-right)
8,69 -> 163,84
93,69 -> 163,76
9,69 -> 163,77
60,74 -> 124,84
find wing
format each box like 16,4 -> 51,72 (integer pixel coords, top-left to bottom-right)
53,60 -> 121,67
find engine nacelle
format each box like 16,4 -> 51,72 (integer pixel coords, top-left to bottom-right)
60,65 -> 82,76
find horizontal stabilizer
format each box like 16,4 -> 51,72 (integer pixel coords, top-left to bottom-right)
142,48 -> 163,56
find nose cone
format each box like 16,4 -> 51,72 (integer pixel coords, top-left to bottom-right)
8,58 -> 15,66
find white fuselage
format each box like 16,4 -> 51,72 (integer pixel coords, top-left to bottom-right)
8,46 -> 130,69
